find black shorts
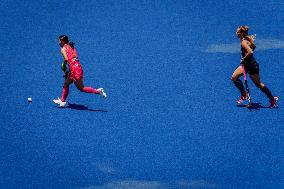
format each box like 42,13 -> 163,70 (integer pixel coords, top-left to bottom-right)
243,58 -> 259,75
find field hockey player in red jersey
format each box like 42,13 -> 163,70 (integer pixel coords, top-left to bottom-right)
53,35 -> 107,107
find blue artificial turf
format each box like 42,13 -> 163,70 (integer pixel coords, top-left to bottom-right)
0,1 -> 283,189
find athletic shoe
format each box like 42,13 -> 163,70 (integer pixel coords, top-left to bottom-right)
53,97 -> 67,107
98,88 -> 107,98
236,94 -> 247,104
269,96 -> 278,108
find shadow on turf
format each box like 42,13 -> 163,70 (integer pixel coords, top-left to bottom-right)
59,102 -> 108,112
236,102 -> 279,111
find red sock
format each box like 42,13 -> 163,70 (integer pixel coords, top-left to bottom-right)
82,87 -> 100,94
61,86 -> 69,102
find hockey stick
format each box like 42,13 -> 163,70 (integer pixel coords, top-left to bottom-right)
241,64 -> 252,107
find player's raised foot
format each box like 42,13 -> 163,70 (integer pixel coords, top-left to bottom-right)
98,88 -> 107,98
236,94 -> 247,104
269,96 -> 278,108
53,97 -> 67,107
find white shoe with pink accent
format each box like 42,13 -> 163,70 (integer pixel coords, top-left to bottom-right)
53,97 -> 67,107
98,88 -> 107,98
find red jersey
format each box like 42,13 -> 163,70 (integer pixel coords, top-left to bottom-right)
64,44 -> 83,81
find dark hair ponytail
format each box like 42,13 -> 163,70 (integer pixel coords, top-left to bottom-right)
59,35 -> 75,49
69,41 -> 75,49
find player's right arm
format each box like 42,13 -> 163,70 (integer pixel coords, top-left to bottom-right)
61,47 -> 68,63
241,40 -> 253,62
60,47 -> 69,78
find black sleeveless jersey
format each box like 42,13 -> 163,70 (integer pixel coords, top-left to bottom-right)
241,37 -> 259,74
